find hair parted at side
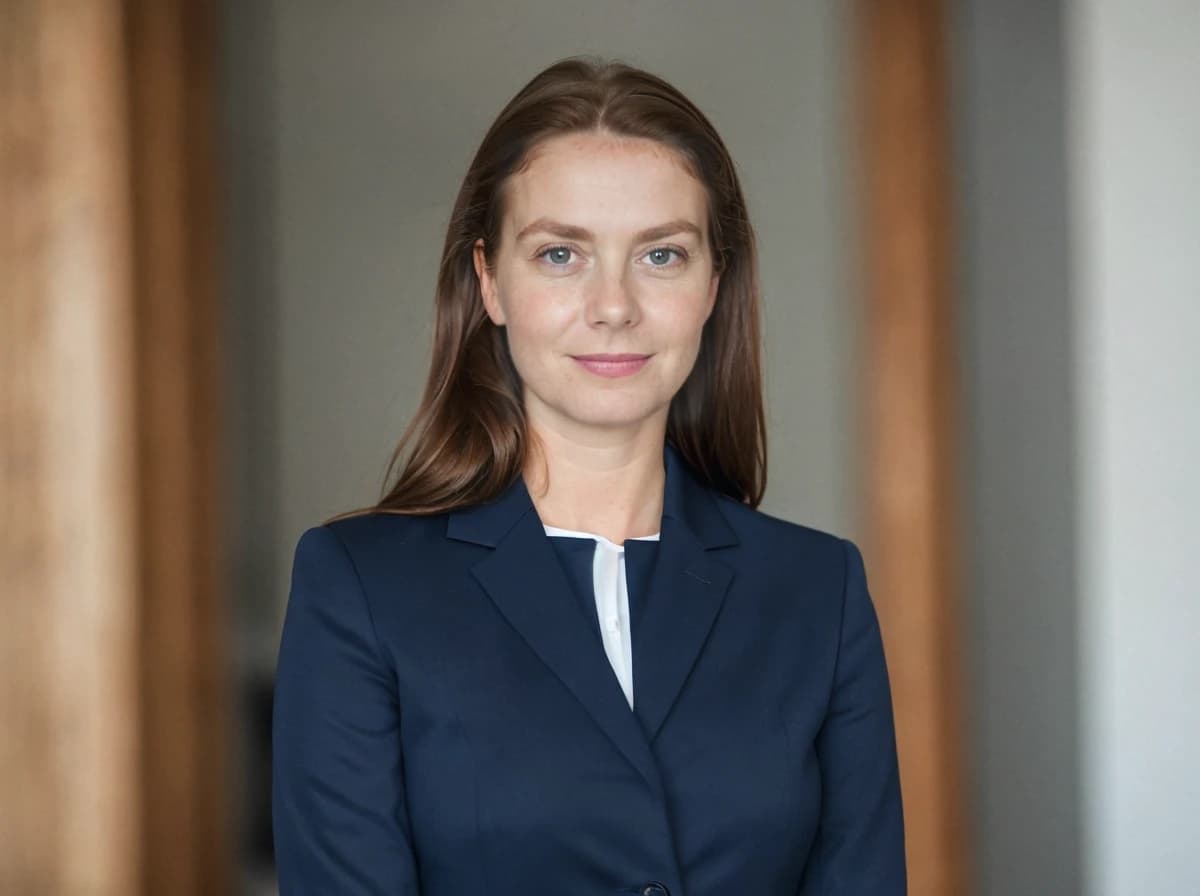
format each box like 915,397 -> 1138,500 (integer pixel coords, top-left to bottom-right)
332,55 -> 767,522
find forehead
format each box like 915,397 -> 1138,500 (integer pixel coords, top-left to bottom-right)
502,133 -> 708,239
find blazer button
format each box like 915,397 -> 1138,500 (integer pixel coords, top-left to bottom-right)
641,884 -> 670,896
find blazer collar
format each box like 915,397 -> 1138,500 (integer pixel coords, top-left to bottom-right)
445,442 -> 739,791
446,440 -> 739,550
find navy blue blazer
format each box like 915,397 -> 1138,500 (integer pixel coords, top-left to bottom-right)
272,443 -> 905,895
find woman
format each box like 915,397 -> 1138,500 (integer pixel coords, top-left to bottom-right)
272,57 -> 905,895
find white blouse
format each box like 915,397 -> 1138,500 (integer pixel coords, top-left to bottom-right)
542,524 -> 661,709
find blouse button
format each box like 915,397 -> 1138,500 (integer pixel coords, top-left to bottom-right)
641,884 -> 670,896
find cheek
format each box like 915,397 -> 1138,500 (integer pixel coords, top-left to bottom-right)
497,288 -> 577,372
651,292 -> 711,349
505,297 -> 572,343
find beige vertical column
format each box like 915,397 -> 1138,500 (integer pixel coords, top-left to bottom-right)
0,1 -> 141,893
857,1 -> 969,893
1,1 -> 228,893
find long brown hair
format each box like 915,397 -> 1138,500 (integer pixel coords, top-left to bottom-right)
334,56 -> 766,521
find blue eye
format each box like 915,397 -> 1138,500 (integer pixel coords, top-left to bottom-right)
645,247 -> 684,266
539,245 -> 574,265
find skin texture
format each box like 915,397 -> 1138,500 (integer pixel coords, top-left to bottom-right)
472,131 -> 719,542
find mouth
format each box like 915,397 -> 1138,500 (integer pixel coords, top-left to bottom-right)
570,353 -> 653,378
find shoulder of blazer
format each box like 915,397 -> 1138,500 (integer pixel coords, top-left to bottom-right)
708,489 -> 850,558
705,491 -> 863,612
308,511 -> 449,584
323,508 -> 442,548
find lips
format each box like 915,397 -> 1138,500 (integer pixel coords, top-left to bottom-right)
571,353 -> 652,378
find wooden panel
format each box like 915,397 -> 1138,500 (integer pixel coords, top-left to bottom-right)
124,1 -> 230,893
0,1 -> 228,892
857,1 -> 969,893
0,1 -> 141,892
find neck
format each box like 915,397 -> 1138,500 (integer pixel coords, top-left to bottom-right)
523,424 -> 666,545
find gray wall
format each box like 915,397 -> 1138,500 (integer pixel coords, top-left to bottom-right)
1066,2 -> 1200,892
221,0 -> 859,666
951,3 -> 1082,893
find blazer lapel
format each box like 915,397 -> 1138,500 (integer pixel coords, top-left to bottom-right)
448,474 -> 663,792
631,443 -> 737,742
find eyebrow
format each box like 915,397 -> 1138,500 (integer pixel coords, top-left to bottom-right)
514,217 -> 704,244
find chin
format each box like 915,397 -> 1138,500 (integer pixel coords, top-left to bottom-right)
557,397 -> 666,430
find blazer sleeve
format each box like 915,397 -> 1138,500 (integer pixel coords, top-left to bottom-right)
272,525 -> 421,895
798,538 -> 907,895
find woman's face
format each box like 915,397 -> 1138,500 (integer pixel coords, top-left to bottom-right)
474,131 -> 719,443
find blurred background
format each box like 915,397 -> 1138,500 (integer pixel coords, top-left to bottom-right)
3,1 -> 1196,894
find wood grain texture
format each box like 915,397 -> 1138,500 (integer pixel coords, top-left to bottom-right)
856,1 -> 970,893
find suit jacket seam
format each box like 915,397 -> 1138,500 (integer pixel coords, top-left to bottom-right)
320,523 -> 397,687
819,537 -> 852,724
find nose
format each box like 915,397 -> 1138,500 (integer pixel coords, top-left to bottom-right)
585,265 -> 640,328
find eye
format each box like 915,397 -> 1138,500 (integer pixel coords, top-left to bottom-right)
536,245 -> 575,266
643,246 -> 687,267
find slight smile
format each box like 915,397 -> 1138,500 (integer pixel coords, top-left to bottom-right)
571,353 -> 653,378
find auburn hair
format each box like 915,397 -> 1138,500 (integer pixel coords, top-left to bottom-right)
332,56 -> 766,521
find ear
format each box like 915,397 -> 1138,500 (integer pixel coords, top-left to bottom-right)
473,238 -> 506,326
